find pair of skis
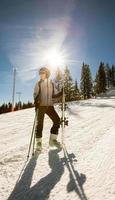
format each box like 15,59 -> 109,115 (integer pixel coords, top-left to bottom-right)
60,77 -> 68,146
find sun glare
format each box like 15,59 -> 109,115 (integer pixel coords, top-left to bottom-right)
43,48 -> 66,68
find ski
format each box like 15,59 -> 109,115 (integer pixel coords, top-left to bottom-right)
60,75 -> 69,145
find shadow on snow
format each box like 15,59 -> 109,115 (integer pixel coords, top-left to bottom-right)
8,148 -> 88,200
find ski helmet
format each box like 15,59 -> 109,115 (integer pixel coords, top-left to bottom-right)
39,67 -> 50,78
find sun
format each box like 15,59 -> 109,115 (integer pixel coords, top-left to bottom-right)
43,48 -> 66,68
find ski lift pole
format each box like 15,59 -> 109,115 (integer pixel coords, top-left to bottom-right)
12,68 -> 16,111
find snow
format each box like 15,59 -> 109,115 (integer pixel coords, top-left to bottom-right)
97,87 -> 115,97
106,88 -> 115,96
0,98 -> 115,200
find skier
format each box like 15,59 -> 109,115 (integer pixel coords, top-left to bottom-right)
33,67 -> 63,152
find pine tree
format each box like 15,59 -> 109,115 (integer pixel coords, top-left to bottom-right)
8,102 -> 12,112
75,80 -> 79,92
111,65 -> 115,87
80,63 -> 93,99
105,64 -> 113,88
22,103 -> 26,109
53,67 -> 63,103
64,66 -> 74,101
74,80 -> 80,100
14,103 -> 19,111
96,62 -> 106,94
27,101 -> 33,108
54,67 -> 63,91
18,101 -> 22,110
0,103 -> 8,114
0,104 -> 4,114
94,73 -> 99,94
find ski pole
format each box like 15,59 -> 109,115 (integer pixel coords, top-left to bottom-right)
32,108 -> 39,156
27,109 -> 37,159
32,131 -> 36,156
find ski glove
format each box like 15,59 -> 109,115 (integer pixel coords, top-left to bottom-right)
52,90 -> 63,98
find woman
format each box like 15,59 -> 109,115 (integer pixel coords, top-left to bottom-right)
33,67 -> 62,152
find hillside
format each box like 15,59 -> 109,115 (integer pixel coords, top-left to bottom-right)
0,97 -> 115,200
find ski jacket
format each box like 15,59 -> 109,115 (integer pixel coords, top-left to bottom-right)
33,78 -> 62,106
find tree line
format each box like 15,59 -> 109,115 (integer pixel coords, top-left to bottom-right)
0,101 -> 34,114
55,62 -> 115,100
0,62 -> 115,114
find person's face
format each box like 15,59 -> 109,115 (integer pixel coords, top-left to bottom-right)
39,71 -> 47,80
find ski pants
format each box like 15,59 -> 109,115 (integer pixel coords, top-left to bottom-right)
35,106 -> 60,138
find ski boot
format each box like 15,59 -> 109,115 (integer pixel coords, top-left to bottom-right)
49,134 -> 62,150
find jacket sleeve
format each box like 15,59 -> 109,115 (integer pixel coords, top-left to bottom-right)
33,82 -> 40,101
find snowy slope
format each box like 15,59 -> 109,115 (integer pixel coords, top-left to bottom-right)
106,88 -> 115,96
0,98 -> 115,200
98,87 -> 115,97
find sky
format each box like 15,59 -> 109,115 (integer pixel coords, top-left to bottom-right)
0,0 -> 115,104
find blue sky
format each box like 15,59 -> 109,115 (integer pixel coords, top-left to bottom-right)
0,0 -> 115,104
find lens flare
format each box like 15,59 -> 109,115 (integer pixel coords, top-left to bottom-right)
43,48 -> 66,68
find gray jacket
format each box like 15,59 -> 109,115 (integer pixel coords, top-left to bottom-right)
33,78 -> 62,106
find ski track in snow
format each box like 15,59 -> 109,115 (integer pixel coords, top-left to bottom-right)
0,98 -> 115,200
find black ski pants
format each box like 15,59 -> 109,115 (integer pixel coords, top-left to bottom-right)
35,106 -> 60,138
